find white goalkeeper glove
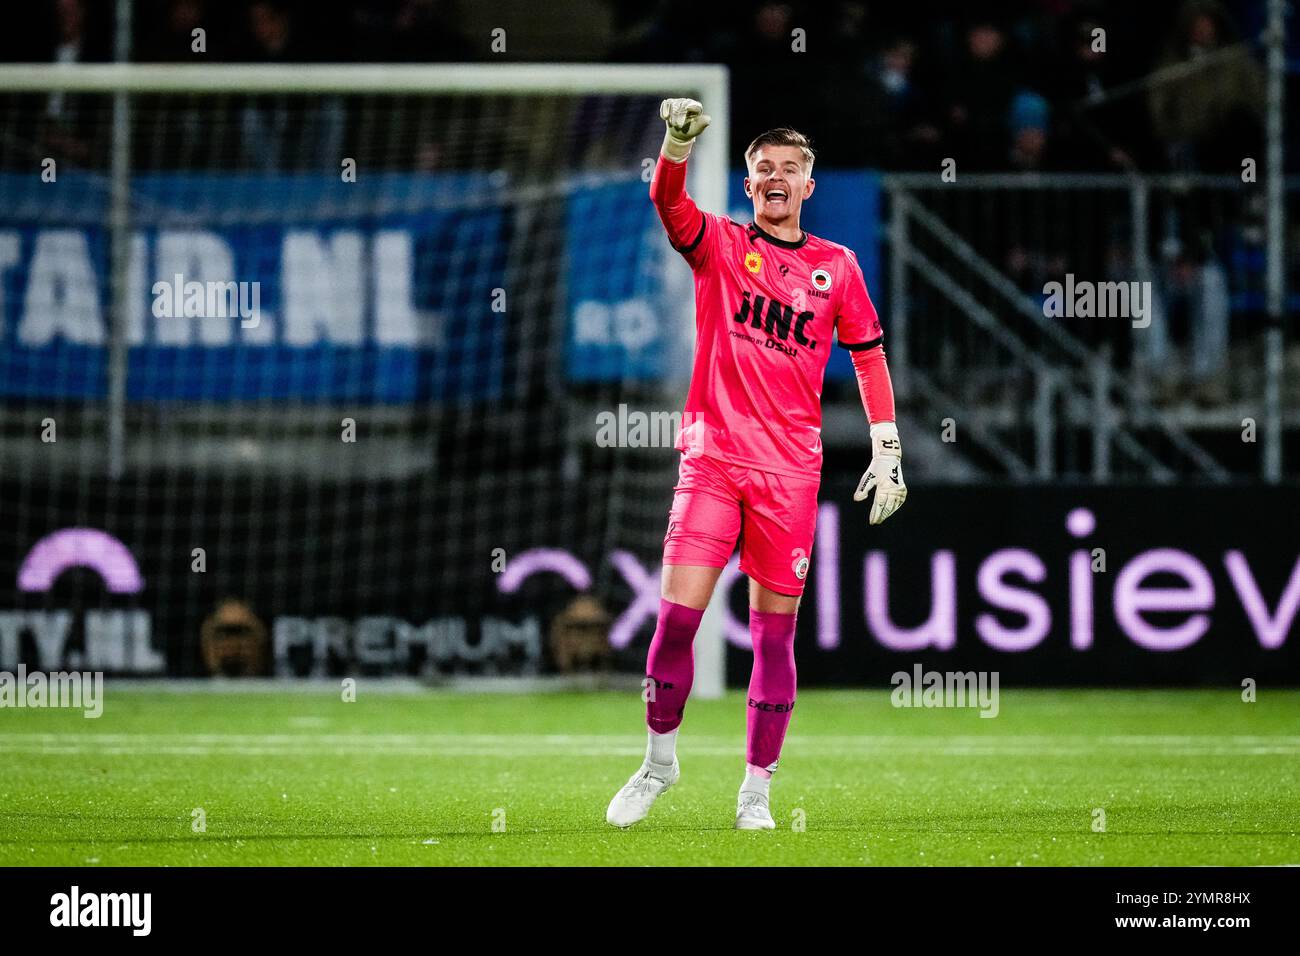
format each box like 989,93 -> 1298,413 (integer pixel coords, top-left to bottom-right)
659,98 -> 711,162
854,422 -> 908,525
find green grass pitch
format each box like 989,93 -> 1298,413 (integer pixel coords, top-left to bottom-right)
1,686 -> 1297,866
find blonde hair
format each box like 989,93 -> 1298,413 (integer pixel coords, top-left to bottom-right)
744,128 -> 816,172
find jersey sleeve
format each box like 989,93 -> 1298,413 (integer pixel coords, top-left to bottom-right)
649,154 -> 719,271
851,344 -> 896,424
834,248 -> 884,350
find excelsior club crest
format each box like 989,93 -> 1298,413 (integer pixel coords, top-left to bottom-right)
791,548 -> 810,580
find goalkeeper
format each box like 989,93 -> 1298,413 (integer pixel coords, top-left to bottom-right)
607,99 -> 907,830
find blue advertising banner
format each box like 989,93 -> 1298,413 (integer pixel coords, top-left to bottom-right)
5,169 -> 882,395
565,176 -> 677,383
0,173 -> 509,402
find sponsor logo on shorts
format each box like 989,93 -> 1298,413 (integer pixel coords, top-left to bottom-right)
791,548 -> 810,580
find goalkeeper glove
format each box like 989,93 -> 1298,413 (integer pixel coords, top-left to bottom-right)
659,98 -> 711,162
854,421 -> 908,525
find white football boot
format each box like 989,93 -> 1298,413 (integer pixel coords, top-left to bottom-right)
735,788 -> 776,830
606,758 -> 679,828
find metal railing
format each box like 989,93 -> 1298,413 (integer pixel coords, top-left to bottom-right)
883,172 -> 1297,483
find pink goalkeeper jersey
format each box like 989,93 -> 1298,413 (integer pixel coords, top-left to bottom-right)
665,200 -> 883,479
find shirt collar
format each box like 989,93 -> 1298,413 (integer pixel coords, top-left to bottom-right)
747,221 -> 808,250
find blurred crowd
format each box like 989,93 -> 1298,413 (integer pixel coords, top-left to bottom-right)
620,0 -> 1276,174
5,0 -> 1290,173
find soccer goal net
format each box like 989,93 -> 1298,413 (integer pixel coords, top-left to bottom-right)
0,63 -> 728,690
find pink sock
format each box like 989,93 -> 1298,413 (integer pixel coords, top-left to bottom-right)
645,599 -> 705,735
746,608 -> 797,772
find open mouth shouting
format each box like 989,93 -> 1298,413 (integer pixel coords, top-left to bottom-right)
762,185 -> 790,213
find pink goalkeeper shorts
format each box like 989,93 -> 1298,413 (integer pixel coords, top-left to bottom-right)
662,453 -> 820,596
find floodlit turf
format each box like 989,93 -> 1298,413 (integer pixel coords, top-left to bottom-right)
0,686 -> 1297,866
